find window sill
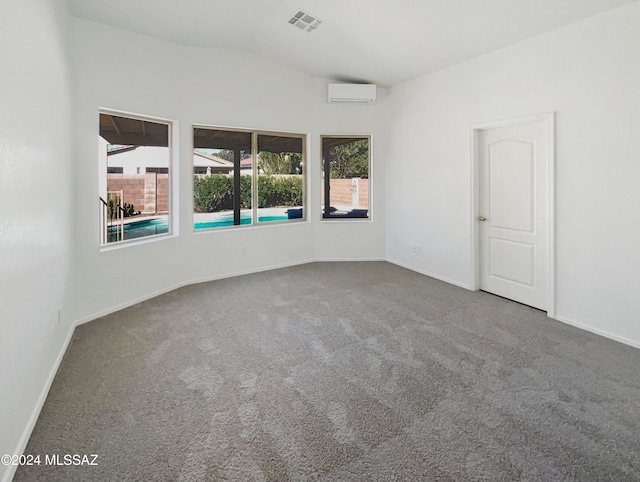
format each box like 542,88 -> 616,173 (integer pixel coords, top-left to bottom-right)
99,232 -> 176,252
193,218 -> 309,234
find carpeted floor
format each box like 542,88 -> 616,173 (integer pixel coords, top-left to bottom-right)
15,262 -> 640,481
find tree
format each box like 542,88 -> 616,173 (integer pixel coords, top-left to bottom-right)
328,140 -> 368,179
214,150 -> 251,162
215,150 -> 234,162
259,151 -> 302,175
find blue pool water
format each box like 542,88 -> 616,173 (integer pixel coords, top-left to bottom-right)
108,214 -> 289,242
107,218 -> 168,242
194,214 -> 287,230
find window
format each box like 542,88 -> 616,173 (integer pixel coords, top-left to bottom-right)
99,111 -> 172,245
193,126 -> 306,230
321,136 -> 371,219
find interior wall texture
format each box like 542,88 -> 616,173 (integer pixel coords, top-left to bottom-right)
0,0 -> 74,478
313,78 -> 388,261
68,19 -> 388,325
385,2 -> 640,346
3,2 -> 640,480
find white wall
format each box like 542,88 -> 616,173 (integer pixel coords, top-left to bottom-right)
11,5 -> 640,478
313,79 -> 388,261
386,2 -> 640,346
68,19 -> 387,324
0,1 -> 74,480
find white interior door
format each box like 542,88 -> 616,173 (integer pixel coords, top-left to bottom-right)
479,120 -> 548,310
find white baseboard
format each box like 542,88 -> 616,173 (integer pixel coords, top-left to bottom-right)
553,314 -> 640,350
74,258 -> 316,327
188,258 -> 317,284
385,258 -> 473,290
10,257 -> 639,482
3,323 -> 76,482
316,257 -> 386,262
384,259 -> 640,350
5,257 -> 316,482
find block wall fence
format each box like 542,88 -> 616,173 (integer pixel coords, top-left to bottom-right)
107,173 -> 168,214
321,178 -> 369,209
108,174 -> 367,214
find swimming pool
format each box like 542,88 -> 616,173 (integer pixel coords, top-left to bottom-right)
194,214 -> 287,229
107,218 -> 168,242
107,213 -> 290,242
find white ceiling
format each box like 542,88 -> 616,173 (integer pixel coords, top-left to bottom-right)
67,0 -> 638,87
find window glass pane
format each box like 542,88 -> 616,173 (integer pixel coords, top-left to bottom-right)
193,128 -> 252,229
193,127 -> 306,230
99,113 -> 171,244
257,134 -> 304,224
321,136 -> 370,219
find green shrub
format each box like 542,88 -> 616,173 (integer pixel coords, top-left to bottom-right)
107,196 -> 120,219
194,175 -> 232,212
122,202 -> 138,217
194,174 -> 302,212
258,176 -> 302,208
240,176 -> 252,208
107,197 -> 139,218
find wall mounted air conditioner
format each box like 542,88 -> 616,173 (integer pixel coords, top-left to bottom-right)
328,83 -> 376,104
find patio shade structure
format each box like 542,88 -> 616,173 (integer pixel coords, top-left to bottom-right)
193,129 -> 303,154
99,114 -> 168,147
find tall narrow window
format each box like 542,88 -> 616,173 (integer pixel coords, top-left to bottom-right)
193,127 -> 253,228
99,112 -> 172,245
256,133 -> 304,224
193,126 -> 305,230
321,136 -> 371,219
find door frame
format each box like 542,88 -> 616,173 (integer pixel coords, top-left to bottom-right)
469,112 -> 556,318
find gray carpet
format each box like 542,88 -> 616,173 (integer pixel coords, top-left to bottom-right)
15,262 -> 640,481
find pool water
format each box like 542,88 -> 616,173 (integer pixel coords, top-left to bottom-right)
194,214 -> 287,229
107,214 -> 289,242
107,218 -> 168,243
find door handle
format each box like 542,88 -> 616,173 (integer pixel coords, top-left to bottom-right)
478,215 -> 487,222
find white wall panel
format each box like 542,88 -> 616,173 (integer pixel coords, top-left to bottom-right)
0,1 -> 74,480
386,2 -> 640,346
68,20 -> 387,324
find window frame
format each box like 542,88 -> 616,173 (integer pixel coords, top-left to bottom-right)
321,134 -> 372,222
99,108 -> 179,249
192,124 -> 308,231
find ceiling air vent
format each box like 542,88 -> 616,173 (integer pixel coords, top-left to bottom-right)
289,10 -> 322,32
